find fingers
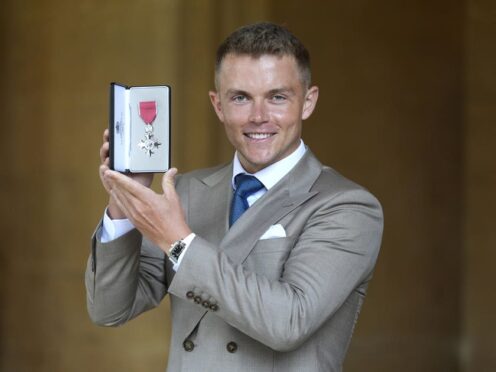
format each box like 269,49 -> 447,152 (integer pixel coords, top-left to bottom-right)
100,129 -> 110,164
162,168 -> 178,191
99,164 -> 109,179
100,141 -> 110,164
110,184 -> 133,213
109,174 -> 158,230
109,187 -> 134,221
129,172 -> 154,188
99,163 -> 111,193
107,172 -> 147,223
104,169 -> 152,199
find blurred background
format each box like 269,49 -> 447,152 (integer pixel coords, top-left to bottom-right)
1,0 -> 494,371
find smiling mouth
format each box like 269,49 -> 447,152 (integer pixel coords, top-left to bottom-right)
244,133 -> 275,140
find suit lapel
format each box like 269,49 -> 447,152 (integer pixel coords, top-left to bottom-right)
187,165 -> 232,245
221,190 -> 317,264
220,150 -> 322,264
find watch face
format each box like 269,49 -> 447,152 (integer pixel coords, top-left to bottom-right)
171,241 -> 186,260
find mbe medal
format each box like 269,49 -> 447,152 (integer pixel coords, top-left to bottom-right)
138,101 -> 162,156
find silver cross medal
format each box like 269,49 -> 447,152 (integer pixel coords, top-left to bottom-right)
138,125 -> 161,157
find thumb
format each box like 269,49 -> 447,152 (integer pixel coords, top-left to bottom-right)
162,167 -> 178,192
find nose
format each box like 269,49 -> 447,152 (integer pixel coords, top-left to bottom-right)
249,99 -> 268,124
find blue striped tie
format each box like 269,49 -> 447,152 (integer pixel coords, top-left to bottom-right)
229,174 -> 264,227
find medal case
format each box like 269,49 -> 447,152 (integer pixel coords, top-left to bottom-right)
109,82 -> 171,173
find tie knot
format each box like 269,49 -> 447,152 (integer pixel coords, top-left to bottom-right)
234,174 -> 264,197
229,174 -> 265,227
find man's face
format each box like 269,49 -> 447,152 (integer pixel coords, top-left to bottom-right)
209,54 -> 319,173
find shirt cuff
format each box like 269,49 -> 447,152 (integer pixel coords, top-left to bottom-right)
172,233 -> 196,271
101,208 -> 135,243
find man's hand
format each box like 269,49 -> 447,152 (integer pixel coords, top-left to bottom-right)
103,167 -> 192,253
99,129 -> 153,219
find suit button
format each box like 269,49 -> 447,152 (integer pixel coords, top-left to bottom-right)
194,296 -> 202,304
202,300 -> 210,308
226,341 -> 238,353
183,339 -> 195,352
209,304 -> 219,312
186,291 -> 194,299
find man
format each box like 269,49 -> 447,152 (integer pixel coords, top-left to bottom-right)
86,22 -> 383,371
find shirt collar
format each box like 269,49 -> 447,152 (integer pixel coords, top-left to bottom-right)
232,140 -> 307,190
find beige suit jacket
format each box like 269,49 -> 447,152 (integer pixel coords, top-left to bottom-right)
86,150 -> 383,371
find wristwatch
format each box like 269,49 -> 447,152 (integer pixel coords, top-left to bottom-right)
169,239 -> 187,265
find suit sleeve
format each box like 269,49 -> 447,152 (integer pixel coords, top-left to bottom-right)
167,188 -> 383,351
85,225 -> 169,326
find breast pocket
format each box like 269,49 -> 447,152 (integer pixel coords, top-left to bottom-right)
244,236 -> 296,280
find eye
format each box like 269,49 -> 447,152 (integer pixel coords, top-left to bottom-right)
232,95 -> 248,103
271,94 -> 287,102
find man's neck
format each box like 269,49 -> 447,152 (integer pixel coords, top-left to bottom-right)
232,140 -> 307,191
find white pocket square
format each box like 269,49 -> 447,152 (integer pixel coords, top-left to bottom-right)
259,224 -> 286,240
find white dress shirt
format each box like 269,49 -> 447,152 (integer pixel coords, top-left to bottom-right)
101,140 -> 307,270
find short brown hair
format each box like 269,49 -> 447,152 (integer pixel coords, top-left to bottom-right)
215,22 -> 311,88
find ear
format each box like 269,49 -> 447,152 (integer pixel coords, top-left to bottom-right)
209,91 -> 225,122
301,85 -> 319,120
